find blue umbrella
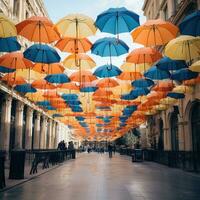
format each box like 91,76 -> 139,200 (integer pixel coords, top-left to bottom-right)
67,100 -> 81,105
62,94 -> 78,101
71,106 -> 83,112
93,64 -> 122,78
95,7 -> 139,35
167,92 -> 185,99
37,101 -> 51,107
14,84 -> 37,93
52,114 -> 63,118
179,11 -> 200,36
75,116 -> 85,121
144,66 -> 170,80
24,44 -> 61,64
121,93 -> 136,100
156,57 -> 187,71
43,105 -> 56,110
171,68 -> 198,81
0,66 -> 15,73
45,73 -> 70,84
0,37 -> 21,52
92,37 -> 129,57
80,86 -> 98,92
131,78 -> 154,88
130,87 -> 150,97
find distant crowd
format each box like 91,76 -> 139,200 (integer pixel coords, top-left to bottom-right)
57,140 -> 75,150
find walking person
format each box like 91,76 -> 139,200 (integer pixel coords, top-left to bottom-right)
108,143 -> 113,158
113,144 -> 116,155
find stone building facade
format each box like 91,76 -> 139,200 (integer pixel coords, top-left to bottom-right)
0,0 -> 71,154
142,0 -> 200,169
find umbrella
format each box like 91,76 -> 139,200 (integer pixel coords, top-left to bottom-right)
15,69 -> 45,81
164,35 -> 200,61
183,76 -> 200,86
31,79 -> 56,90
173,85 -> 193,94
93,64 -> 122,78
152,81 -> 174,92
0,66 -> 15,73
144,66 -> 170,80
16,16 -> 60,43
2,73 -> 26,86
45,73 -> 70,84
97,78 -> 119,88
156,57 -> 187,71
37,101 -> 51,107
55,37 -> 92,53
179,11 -> 200,36
171,68 -> 198,81
43,91 -> 60,99
167,92 -> 185,99
55,14 -> 97,38
120,62 -> 151,73
24,44 -> 61,64
80,87 -> 98,93
95,7 -> 139,36
130,87 -> 150,97
189,60 -> 200,72
117,71 -> 142,81
0,13 -> 17,37
131,19 -> 179,46
160,97 -> 178,105
70,70 -> 97,83
0,52 -> 33,69
32,63 -> 65,74
132,78 -> 154,88
0,37 -> 21,52
58,82 -> 79,91
93,88 -> 113,97
62,94 -> 79,101
14,83 -> 37,93
26,91 -> 45,102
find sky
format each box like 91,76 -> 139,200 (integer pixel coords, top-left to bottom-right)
43,0 -> 146,72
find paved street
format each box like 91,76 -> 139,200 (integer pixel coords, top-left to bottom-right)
1,153 -> 200,200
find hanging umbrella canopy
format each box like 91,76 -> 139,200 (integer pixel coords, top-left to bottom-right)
0,37 -> 21,52
0,13 -> 17,37
164,35 -> 200,61
132,78 -> 154,88
117,71 -> 142,81
152,81 -> 174,92
183,76 -> 200,86
80,86 -> 98,93
70,70 -> 97,82
112,82 -> 132,95
26,91 -> 45,102
15,69 -> 45,81
95,7 -> 139,35
94,64 -> 122,78
55,14 -> 97,38
43,91 -> 60,99
160,97 -> 178,105
93,88 -> 113,97
14,83 -> 37,93
2,73 -> 26,86
97,78 -> 119,88
37,100 -> 51,107
58,82 -> 79,90
171,68 -> 198,81
31,79 -> 56,90
16,16 -> 60,43
154,104 -> 168,111
173,85 -> 193,94
0,66 -> 15,73
167,92 -> 185,99
24,44 -> 61,64
156,57 -> 187,71
147,91 -> 166,101
131,19 -> 179,46
32,63 -> 65,74
130,87 -> 150,97
55,37 -> 92,53
45,73 -> 70,84
126,47 -> 162,64
120,62 -> 151,73
144,66 -> 170,80
189,60 -> 200,72
179,11 -> 200,36
63,54 -> 96,69
0,52 -> 33,70
91,37 -> 129,57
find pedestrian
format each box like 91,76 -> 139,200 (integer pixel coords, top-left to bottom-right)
113,144 -> 116,155
108,143 -> 113,158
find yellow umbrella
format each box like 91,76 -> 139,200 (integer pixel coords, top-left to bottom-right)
0,13 -> 17,37
144,109 -> 157,116
55,14 -> 97,38
15,69 -> 45,81
112,81 -> 132,95
165,36 -> 200,61
173,85 -> 193,94
120,62 -> 151,73
153,104 -> 168,111
26,91 -> 45,102
160,97 -> 178,105
189,60 -> 200,72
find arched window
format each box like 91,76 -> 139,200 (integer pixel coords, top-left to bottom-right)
170,112 -> 179,151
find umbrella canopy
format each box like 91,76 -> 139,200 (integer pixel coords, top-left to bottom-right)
0,37 -> 21,52
126,47 -> 162,64
31,79 -> 56,89
132,78 -> 154,88
32,63 -> 65,74
94,64 -> 122,78
144,66 -> 170,80
58,82 -> 79,90
70,70 -> 97,82
189,60 -> 200,72
26,91 -> 45,102
95,7 -> 139,35
130,87 -> 150,97
97,78 -> 119,88
120,62 -> 151,73
173,85 -> 193,94
171,68 -> 198,81
0,13 -> 17,37
55,37 -> 92,53
2,73 -> 26,86
24,44 -> 61,64
164,35 -> 200,61
0,66 -> 15,73
14,83 -> 37,93
179,11 -> 200,36
167,92 -> 185,99
16,16 -> 60,43
160,97 -> 178,105
183,76 -> 200,86
117,71 -> 142,81
92,37 -> 129,57
45,73 -> 70,84
15,69 -> 45,81
156,57 -> 187,71
55,14 -> 97,38
80,86 -> 98,93
131,19 -> 179,46
0,52 -> 33,70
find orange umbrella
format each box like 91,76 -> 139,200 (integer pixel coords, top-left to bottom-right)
70,70 -> 97,83
32,63 -> 65,74
16,16 -> 60,43
0,52 -> 33,69
2,73 -> 26,86
58,82 -> 79,90
55,37 -> 92,53
43,91 -> 60,99
147,91 -> 167,101
31,79 -> 56,90
117,71 -> 142,81
131,19 -> 179,46
93,88 -> 113,97
183,76 -> 200,86
97,78 -> 119,88
126,47 -> 162,64
152,81 -> 174,92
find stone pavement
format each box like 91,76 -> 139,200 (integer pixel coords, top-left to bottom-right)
1,153 -> 200,200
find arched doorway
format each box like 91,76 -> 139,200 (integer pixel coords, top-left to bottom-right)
158,118 -> 164,150
191,102 -> 200,171
170,112 -> 179,151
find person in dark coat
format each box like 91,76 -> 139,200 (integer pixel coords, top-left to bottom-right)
108,143 -> 113,158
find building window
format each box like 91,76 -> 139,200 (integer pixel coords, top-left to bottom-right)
163,5 -> 168,20
13,0 -> 20,18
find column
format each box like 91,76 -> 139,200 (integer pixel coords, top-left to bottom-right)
198,0 -> 200,10
48,119 -> 53,149
0,94 -> 12,151
33,112 -> 41,149
25,107 -> 33,150
51,121 -> 56,149
54,122 -> 59,148
167,0 -> 176,17
14,101 -> 24,149
40,115 -> 47,149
